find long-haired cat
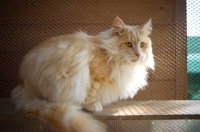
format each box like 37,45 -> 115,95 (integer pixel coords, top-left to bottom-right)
11,17 -> 154,132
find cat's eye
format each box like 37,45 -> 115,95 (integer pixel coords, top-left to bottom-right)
125,42 -> 132,47
140,42 -> 145,48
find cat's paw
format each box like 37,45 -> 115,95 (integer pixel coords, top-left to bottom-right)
83,102 -> 103,112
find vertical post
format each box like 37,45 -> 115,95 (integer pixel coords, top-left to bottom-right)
175,0 -> 187,99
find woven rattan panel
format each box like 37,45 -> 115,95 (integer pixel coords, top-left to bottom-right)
1,0 -> 188,99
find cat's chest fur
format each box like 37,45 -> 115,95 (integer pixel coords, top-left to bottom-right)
89,48 -> 114,85
87,45 -> 147,105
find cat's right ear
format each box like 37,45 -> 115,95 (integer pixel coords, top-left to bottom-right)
140,19 -> 152,35
112,17 -> 126,36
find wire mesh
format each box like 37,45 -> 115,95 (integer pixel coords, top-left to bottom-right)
1,120 -> 200,132
104,120 -> 200,132
186,0 -> 200,100
0,120 -> 55,132
0,0 -> 198,100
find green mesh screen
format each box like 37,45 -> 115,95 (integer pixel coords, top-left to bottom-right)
187,0 -> 200,100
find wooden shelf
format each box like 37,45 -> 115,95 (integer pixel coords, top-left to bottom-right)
1,98 -> 200,120
92,100 -> 200,120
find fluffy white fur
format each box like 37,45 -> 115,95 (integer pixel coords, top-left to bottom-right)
11,17 -> 154,132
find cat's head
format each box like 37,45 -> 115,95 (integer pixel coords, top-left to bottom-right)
105,17 -> 154,69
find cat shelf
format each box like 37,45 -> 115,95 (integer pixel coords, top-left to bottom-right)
1,98 -> 200,132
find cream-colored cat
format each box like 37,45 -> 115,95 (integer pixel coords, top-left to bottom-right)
11,17 -> 154,132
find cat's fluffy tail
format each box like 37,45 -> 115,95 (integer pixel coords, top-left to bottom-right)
11,85 -> 107,132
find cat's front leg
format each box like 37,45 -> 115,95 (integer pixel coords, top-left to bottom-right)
83,87 -> 103,112
83,101 -> 103,112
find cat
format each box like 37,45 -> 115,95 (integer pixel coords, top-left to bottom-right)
11,17 -> 154,132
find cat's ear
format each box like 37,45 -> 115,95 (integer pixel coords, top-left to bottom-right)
112,17 -> 126,36
140,19 -> 152,35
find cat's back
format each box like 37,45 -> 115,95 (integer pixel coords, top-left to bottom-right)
25,32 -> 93,60
20,32 -> 94,80
31,32 -> 91,54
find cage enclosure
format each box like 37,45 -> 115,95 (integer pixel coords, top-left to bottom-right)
0,0 -> 200,132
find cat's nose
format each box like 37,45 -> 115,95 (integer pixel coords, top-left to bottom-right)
135,53 -> 141,58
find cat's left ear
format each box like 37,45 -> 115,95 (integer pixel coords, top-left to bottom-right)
140,19 -> 152,35
113,17 -> 126,36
